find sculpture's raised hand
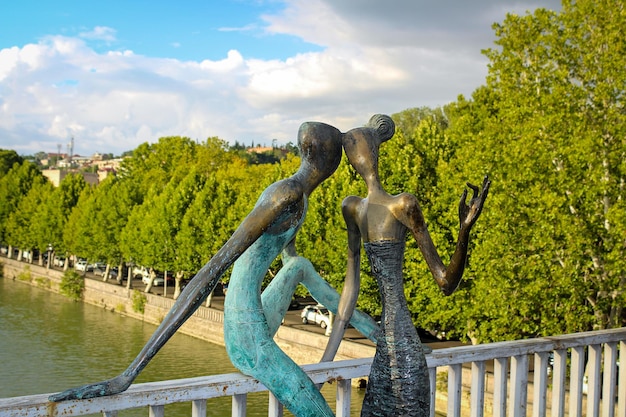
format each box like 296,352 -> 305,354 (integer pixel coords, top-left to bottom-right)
48,375 -> 133,402
458,175 -> 490,230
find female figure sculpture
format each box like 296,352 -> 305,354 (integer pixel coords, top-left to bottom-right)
49,120 -> 379,417
328,115 -> 490,416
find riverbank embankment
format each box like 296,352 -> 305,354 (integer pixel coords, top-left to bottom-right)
1,258 -> 375,366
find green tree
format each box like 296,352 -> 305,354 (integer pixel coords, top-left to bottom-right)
0,161 -> 45,246
63,186 -> 95,267
36,173 -> 88,265
0,149 -> 24,178
5,177 -> 54,263
432,0 -> 626,342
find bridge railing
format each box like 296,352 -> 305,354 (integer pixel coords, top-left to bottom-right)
1,328 -> 625,417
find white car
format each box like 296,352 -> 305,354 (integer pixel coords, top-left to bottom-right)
75,260 -> 88,271
142,273 -> 165,286
141,272 -> 174,287
132,266 -> 150,279
94,265 -> 118,279
301,305 -> 332,329
53,256 -> 66,267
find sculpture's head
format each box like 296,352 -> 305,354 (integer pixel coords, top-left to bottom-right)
295,121 -> 343,192
342,114 -> 395,182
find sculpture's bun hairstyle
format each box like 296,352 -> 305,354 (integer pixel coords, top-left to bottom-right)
366,114 -> 395,145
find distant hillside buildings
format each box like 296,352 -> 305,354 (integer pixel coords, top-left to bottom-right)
40,152 -> 122,187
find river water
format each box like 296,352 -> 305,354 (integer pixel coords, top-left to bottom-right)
0,278 -> 366,416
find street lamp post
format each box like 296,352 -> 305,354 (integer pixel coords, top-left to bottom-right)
46,244 -> 53,269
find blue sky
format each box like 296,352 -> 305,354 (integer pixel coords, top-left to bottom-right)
2,1 -> 322,61
0,0 -> 561,156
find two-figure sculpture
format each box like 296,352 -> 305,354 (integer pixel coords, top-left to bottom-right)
49,114 -> 489,417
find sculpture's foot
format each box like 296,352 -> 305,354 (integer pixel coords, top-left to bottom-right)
48,375 -> 133,402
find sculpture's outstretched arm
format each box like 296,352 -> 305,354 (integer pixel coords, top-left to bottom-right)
49,182 -> 300,402
402,176 -> 490,295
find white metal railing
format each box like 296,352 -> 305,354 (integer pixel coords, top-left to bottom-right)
1,328 -> 625,417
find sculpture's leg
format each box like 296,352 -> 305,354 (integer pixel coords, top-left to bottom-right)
262,254 -> 379,344
224,305 -> 335,417
261,259 -> 303,335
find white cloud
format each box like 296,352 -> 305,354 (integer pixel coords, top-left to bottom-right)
79,26 -> 117,42
218,24 -> 258,33
0,1 -> 561,156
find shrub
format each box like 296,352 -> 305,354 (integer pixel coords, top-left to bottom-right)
131,290 -> 147,314
35,277 -> 50,288
59,270 -> 85,301
17,265 -> 32,282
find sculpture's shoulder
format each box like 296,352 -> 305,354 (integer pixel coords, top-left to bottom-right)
342,194 -> 365,213
393,192 -> 419,208
258,178 -> 306,209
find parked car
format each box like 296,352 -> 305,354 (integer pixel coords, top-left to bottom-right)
93,265 -> 118,279
109,267 -> 119,279
75,259 -> 88,271
132,266 -> 150,280
141,272 -> 174,287
142,273 -> 164,286
53,256 -> 66,267
301,304 -> 332,329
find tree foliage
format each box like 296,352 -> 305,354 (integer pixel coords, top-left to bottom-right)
426,0 -> 626,342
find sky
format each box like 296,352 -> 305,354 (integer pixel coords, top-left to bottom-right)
0,0 -> 562,157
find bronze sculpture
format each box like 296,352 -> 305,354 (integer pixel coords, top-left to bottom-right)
48,113 -> 488,416
49,120 -> 379,417
325,115 -> 490,416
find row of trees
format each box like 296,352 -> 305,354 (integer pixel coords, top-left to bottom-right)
1,0 -> 624,344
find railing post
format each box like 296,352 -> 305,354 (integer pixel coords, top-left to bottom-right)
232,393 -> 247,417
533,352 -> 549,417
470,361 -> 485,417
149,405 -> 164,417
429,367 -> 437,417
336,379 -> 351,417
509,354 -> 528,417
448,364 -> 462,417
601,342 -> 618,417
493,357 -> 508,417
618,341 -> 626,417
586,344 -> 602,417
268,392 -> 283,417
551,349 -> 567,417
192,399 -> 207,417
569,346 -> 585,417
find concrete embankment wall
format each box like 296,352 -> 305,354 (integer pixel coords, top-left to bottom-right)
1,258 -> 375,366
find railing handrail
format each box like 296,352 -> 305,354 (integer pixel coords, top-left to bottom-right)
426,327 -> 626,367
1,328 -> 625,417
